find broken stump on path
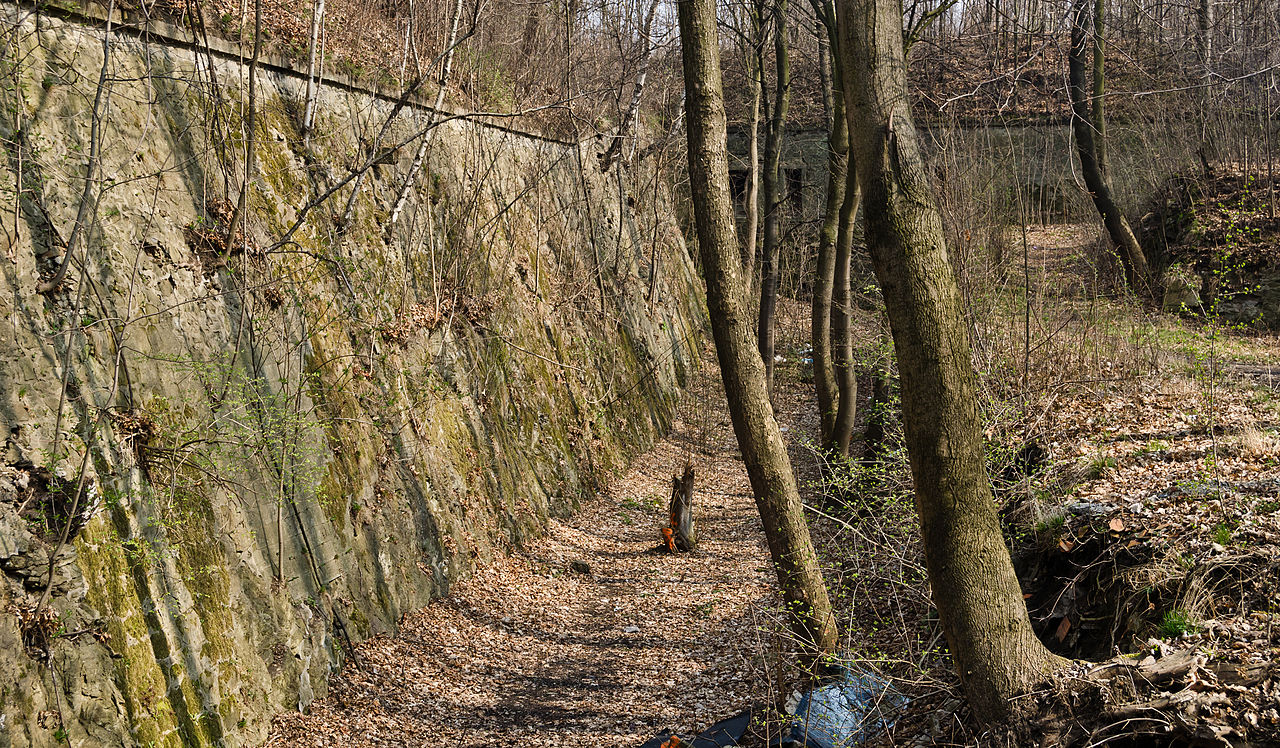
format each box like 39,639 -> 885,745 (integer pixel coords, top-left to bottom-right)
662,461 -> 697,553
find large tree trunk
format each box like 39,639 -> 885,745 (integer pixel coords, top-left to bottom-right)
677,0 -> 838,661
837,0 -> 1064,722
1067,0 -> 1154,297
758,0 -> 791,394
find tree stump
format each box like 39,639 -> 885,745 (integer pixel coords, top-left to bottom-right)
662,461 -> 697,552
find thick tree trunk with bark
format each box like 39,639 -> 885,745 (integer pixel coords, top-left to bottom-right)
837,0 -> 1064,721
758,0 -> 791,393
1067,0 -> 1154,297
677,0 -> 838,660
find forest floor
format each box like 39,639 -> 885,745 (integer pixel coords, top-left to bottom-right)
271,225 -> 1280,747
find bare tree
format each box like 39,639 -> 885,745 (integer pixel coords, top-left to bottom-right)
224,0 -> 264,256
598,0 -> 660,171
1067,0 -> 1154,297
757,0 -> 791,394
677,0 -> 838,660
388,0 -> 469,232
838,0 -> 1066,720
303,0 -> 326,145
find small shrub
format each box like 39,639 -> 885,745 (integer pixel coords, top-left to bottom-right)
1159,608 -> 1197,638
1034,510 -> 1066,536
1087,454 -> 1118,480
1140,439 -> 1170,454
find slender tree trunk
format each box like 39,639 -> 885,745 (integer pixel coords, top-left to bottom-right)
1198,0 -> 1214,80
387,0 -> 466,232
1091,0 -> 1108,172
812,24 -> 844,448
1067,0 -> 1153,297
837,0 -> 1064,721
302,0 -> 325,145
599,0 -> 659,171
811,0 -> 858,456
742,33 -> 762,274
758,0 -> 791,394
677,0 -> 837,661
829,165 -> 860,455
1196,0 -> 1215,162
37,0 -> 114,294
225,0 -> 263,255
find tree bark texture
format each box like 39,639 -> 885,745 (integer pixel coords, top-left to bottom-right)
837,0 -> 1063,721
1067,0 -> 1154,296
677,0 -> 838,659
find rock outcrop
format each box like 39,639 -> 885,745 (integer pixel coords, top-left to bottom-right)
0,7 -> 703,745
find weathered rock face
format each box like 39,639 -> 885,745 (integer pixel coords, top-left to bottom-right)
0,10 -> 704,746
1143,171 -> 1280,328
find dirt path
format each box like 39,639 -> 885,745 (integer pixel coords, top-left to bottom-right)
269,348 -> 792,747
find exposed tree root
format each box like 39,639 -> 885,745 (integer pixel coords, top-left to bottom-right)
1020,650 -> 1280,747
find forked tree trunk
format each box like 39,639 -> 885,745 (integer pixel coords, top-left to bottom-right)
677,0 -> 838,660
1067,0 -> 1154,297
812,0 -> 859,456
837,0 -> 1065,721
758,0 -> 791,394
829,165 -> 860,456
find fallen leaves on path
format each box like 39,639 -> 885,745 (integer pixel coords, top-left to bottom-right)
270,348 -> 785,747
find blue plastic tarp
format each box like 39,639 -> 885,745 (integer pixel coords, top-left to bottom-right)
776,668 -> 907,748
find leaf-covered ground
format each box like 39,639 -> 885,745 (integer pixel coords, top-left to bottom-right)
269,346 -> 795,747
